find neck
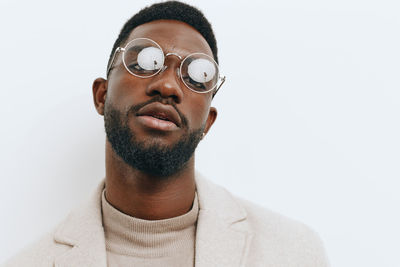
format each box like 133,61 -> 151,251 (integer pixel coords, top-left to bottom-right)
104,141 -> 196,220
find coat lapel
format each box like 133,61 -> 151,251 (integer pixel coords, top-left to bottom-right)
194,173 -> 253,267
53,180 -> 107,267
51,174 -> 253,267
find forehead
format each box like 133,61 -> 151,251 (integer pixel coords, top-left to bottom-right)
125,20 -> 213,58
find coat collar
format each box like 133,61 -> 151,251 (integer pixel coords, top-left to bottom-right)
53,173 -> 252,267
53,180 -> 107,267
194,172 -> 253,267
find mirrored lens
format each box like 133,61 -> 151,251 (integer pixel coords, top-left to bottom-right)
181,53 -> 219,93
123,38 -> 164,77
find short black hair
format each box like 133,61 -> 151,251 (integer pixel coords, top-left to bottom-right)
107,1 -> 218,76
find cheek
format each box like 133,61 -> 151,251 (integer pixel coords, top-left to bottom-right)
107,73 -> 145,108
183,95 -> 212,127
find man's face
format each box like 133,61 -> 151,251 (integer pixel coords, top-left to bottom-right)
99,20 -> 217,176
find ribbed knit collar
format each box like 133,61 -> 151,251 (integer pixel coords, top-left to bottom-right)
101,189 -> 199,257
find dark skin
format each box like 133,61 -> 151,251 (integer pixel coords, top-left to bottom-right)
92,20 -> 217,220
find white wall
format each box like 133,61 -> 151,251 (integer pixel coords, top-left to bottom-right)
1,0 -> 399,266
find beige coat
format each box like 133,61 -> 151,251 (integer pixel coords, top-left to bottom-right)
2,174 -> 329,267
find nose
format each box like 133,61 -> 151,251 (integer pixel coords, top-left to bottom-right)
145,60 -> 184,104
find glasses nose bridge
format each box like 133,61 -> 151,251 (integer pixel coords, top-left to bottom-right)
165,52 -> 182,60
163,52 -> 183,69
159,52 -> 183,76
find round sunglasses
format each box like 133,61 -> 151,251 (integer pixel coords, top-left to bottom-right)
107,38 -> 226,94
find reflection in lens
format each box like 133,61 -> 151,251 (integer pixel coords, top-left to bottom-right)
121,39 -> 222,93
137,47 -> 164,71
181,53 -> 219,93
123,38 -> 165,78
187,58 -> 216,83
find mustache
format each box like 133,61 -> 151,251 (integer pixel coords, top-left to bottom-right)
126,96 -> 188,128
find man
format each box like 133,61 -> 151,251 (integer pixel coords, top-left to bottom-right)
2,1 -> 329,266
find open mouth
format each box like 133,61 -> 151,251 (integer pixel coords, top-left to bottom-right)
136,102 -> 182,131
137,102 -> 182,127
151,114 -> 172,122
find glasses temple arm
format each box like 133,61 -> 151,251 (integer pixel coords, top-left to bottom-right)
213,76 -> 226,97
106,47 -> 123,77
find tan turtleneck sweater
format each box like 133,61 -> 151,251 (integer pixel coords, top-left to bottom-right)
101,189 -> 199,267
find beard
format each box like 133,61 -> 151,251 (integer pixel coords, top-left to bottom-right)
104,97 -> 204,177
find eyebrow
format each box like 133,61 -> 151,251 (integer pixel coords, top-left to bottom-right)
161,43 -> 196,58
126,45 -> 147,52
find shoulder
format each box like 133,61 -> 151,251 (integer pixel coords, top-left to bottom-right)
239,196 -> 319,238
1,230 -> 70,267
232,194 -> 330,266
238,197 -> 330,266
195,174 -> 330,266
2,180 -> 106,267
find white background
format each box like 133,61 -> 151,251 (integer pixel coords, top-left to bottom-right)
1,0 -> 399,266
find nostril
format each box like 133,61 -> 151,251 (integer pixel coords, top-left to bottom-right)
170,94 -> 180,103
146,85 -> 181,103
147,88 -> 161,97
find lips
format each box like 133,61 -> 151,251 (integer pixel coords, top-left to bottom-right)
136,102 -> 182,128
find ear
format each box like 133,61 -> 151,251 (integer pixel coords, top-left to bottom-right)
203,107 -> 217,137
92,78 -> 108,115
